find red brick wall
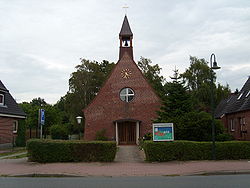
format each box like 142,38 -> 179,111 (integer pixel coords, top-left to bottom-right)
84,52 -> 161,141
221,110 -> 250,140
0,116 -> 16,144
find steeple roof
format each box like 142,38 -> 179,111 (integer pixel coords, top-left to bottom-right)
119,15 -> 133,36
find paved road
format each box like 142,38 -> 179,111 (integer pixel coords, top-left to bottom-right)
0,175 -> 250,188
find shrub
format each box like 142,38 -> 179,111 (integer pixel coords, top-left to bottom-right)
143,140 -> 250,162
50,124 -> 68,140
15,120 -> 26,147
27,139 -> 117,163
216,133 -> 234,141
143,132 -> 153,140
67,123 -> 81,135
95,129 -> 108,141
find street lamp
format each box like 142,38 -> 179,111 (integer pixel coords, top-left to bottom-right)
76,116 -> 83,140
210,53 -> 221,160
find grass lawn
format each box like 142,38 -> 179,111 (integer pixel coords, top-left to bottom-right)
3,153 -> 27,159
0,147 -> 27,157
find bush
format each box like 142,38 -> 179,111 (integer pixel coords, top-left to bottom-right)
15,120 -> 26,147
143,132 -> 153,140
27,139 -> 117,163
216,133 -> 234,141
50,124 -> 68,140
95,129 -> 108,141
142,140 -> 250,162
67,123 -> 81,135
176,111 -> 225,141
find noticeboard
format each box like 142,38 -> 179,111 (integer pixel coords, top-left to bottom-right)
153,123 -> 174,141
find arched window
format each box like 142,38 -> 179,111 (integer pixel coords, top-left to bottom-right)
120,88 -> 134,102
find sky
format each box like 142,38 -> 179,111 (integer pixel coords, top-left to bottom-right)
0,0 -> 250,104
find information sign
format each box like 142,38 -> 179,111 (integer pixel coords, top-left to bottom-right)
153,123 -> 174,141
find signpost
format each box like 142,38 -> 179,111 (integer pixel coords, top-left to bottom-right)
153,123 -> 174,141
38,109 -> 45,139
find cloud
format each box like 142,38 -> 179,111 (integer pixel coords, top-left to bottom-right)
0,0 -> 250,103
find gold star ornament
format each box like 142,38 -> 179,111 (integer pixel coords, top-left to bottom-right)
121,68 -> 132,79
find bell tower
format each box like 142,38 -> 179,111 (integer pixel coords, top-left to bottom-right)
119,15 -> 133,60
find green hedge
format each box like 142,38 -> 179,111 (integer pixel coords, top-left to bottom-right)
50,124 -> 68,140
142,140 -> 250,162
15,120 -> 26,147
27,139 -> 117,163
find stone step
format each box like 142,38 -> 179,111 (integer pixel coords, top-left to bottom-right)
115,145 -> 145,162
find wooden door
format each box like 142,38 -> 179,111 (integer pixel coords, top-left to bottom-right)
118,122 -> 136,145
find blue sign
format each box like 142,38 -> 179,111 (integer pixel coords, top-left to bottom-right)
40,109 -> 45,125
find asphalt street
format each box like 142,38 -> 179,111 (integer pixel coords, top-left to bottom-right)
0,175 -> 250,188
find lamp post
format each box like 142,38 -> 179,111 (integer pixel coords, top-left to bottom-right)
210,53 -> 221,160
76,116 -> 83,140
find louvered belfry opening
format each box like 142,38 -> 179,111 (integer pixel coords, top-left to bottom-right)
118,121 -> 136,145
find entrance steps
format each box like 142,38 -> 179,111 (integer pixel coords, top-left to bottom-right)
114,145 -> 145,162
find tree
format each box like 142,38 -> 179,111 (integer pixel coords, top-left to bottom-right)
157,69 -> 193,121
156,69 -> 193,138
216,83 -> 231,105
31,97 -> 47,106
19,98 -> 63,138
60,59 -> 115,127
156,69 -> 227,141
181,56 -> 214,91
137,57 -> 165,98
181,56 -> 231,111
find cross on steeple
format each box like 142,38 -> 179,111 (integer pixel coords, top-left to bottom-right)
122,4 -> 129,14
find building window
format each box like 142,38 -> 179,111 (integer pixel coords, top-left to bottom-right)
230,119 -> 235,132
13,121 -> 18,133
120,88 -> 134,102
239,117 -> 247,136
242,117 -> 246,125
246,90 -> 250,98
240,117 -> 246,125
237,92 -> 243,100
0,94 -> 4,105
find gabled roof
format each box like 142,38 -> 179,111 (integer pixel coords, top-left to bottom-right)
0,80 -> 26,118
119,15 -> 133,37
0,80 -> 8,92
215,77 -> 250,118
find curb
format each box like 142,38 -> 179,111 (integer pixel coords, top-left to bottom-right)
2,170 -> 250,178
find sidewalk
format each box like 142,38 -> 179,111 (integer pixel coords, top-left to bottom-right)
1,158 -> 250,177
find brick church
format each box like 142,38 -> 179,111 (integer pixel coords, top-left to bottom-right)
84,16 -> 161,145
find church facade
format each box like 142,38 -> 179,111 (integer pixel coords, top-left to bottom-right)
83,16 -> 161,145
